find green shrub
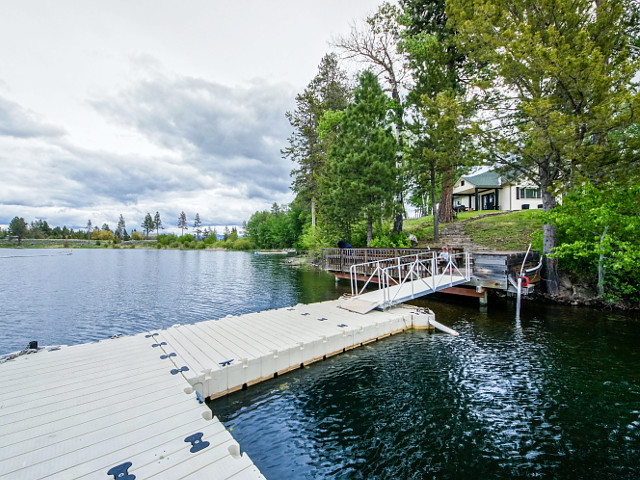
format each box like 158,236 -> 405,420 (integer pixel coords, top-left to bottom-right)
232,237 -> 253,250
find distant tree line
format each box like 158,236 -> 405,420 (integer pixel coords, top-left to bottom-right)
1,211 -> 252,251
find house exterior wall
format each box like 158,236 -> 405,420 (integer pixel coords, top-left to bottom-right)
453,178 -> 544,211
507,181 -> 543,211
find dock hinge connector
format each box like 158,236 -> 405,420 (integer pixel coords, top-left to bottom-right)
185,432 -> 210,453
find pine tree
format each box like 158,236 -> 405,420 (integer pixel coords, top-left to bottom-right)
115,214 -> 126,239
178,211 -> 188,236
319,71 -> 399,244
193,213 -> 202,241
153,212 -> 162,237
141,213 -> 154,240
283,53 -> 351,227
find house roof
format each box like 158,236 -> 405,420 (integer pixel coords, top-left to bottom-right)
461,170 -> 503,187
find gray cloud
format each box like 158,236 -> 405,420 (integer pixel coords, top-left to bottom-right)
0,95 -> 65,138
91,74 -> 295,202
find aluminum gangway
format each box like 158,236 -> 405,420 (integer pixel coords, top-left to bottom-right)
339,251 -> 471,314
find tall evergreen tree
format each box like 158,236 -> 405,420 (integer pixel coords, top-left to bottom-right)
153,212 -> 162,237
115,214 -> 126,240
283,53 -> 351,227
319,71 -> 399,244
399,0 -> 474,229
193,213 -> 202,240
141,213 -> 154,240
178,211 -> 188,236
333,2 -> 409,234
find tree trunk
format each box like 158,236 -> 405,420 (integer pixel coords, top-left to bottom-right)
540,168 -> 560,296
438,167 -> 455,224
311,198 -> 316,228
597,226 -> 608,297
431,163 -> 439,242
367,216 -> 373,245
393,212 -> 403,235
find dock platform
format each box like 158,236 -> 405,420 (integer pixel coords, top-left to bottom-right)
0,299 -> 417,479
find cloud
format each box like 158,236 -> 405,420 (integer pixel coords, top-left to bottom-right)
0,72 -> 297,230
91,73 -> 295,202
0,95 -> 65,138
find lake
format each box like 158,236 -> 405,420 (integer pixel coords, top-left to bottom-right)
1,248 -> 639,478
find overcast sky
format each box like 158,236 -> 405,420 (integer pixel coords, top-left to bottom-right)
0,0 -> 382,233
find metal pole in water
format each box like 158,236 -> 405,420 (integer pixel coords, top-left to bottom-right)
516,243 -> 531,321
516,276 -> 522,320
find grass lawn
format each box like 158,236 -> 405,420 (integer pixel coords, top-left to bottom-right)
404,210 -> 503,243
404,210 -> 544,250
465,210 -> 544,251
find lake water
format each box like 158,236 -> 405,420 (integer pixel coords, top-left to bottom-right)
0,248 -> 340,354
1,249 -> 639,478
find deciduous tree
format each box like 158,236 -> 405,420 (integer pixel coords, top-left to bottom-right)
9,216 -> 28,244
448,0 -> 640,295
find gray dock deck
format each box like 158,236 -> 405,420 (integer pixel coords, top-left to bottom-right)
0,299 -> 417,479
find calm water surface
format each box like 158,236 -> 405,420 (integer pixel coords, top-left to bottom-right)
0,248 -> 338,354
1,249 -> 639,478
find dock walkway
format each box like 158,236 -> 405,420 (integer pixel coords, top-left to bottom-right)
0,299 -> 416,479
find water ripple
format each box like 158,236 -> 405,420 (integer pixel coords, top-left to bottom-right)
212,303 -> 640,479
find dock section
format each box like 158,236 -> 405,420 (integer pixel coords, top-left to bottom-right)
0,300 -> 417,479
0,331 -> 263,479
149,300 -> 414,400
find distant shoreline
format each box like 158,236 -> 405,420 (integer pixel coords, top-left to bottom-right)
0,241 -> 227,251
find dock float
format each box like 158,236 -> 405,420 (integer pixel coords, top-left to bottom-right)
0,299 -> 427,479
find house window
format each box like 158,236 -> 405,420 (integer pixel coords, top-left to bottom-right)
461,180 -> 465,186
518,187 -> 541,199
522,204 -> 530,210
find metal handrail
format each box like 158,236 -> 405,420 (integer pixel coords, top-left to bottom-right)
380,253 -> 438,305
382,252 -> 470,307
348,251 -> 471,309
348,252 -> 435,297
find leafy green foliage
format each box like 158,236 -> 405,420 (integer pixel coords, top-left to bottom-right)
548,183 -> 640,303
8,217 -> 28,244
246,203 -> 306,249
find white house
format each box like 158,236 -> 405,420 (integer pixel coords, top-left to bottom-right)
452,170 -> 543,212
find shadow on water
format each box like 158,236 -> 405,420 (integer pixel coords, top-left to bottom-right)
211,296 -> 640,479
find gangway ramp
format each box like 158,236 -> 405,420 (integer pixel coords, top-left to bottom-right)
339,252 -> 471,314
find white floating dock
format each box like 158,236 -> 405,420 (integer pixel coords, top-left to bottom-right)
0,299 -> 419,479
